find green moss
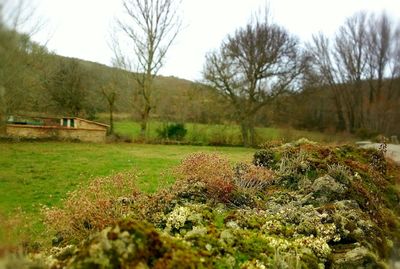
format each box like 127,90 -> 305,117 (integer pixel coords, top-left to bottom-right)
236,232 -> 272,257
383,185 -> 400,211
214,211 -> 227,230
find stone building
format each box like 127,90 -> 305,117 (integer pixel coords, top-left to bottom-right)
6,116 -> 109,142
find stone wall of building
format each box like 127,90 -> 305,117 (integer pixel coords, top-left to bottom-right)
6,125 -> 59,139
6,125 -> 107,143
58,128 -> 106,143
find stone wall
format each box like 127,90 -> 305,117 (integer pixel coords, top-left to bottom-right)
58,128 -> 106,143
6,125 -> 107,143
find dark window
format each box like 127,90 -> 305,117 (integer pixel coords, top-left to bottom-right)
62,118 -> 68,127
70,119 -> 75,127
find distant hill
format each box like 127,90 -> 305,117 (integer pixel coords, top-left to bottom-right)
41,54 -> 229,124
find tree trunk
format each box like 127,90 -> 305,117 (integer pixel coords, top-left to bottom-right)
140,103 -> 151,137
249,124 -> 256,147
140,119 -> 147,137
0,87 -> 6,135
240,119 -> 257,147
240,122 -> 249,147
108,105 -> 114,135
238,109 -> 259,147
248,112 -> 258,146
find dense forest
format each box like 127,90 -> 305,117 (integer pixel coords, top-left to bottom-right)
1,1 -> 400,144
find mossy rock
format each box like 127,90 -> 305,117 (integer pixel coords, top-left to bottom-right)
330,246 -> 387,269
59,220 -> 209,268
312,175 -> 347,203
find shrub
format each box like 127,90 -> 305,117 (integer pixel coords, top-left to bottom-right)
176,153 -> 233,183
156,123 -> 187,141
42,172 -> 140,243
175,153 -> 235,203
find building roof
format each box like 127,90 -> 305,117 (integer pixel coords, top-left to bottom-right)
73,117 -> 110,128
11,115 -> 110,128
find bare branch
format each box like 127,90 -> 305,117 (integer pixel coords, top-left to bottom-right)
203,9 -> 303,146
0,0 -> 46,36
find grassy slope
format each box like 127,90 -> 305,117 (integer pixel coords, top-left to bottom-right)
0,142 -> 254,215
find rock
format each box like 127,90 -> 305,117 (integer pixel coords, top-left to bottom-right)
331,246 -> 386,269
312,175 -> 347,202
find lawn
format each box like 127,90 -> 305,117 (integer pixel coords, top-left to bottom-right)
0,141 -> 254,215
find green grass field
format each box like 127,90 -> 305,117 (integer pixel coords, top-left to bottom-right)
0,141 -> 254,215
113,121 -> 355,145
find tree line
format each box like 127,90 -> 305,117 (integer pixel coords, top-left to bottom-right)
1,0 -> 399,145
203,10 -> 400,145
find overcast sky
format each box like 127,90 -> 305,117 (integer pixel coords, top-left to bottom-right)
31,0 -> 400,81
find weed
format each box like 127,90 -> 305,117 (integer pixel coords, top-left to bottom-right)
370,137 -> 388,175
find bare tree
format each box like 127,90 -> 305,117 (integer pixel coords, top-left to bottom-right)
47,59 -> 89,117
100,70 -> 122,135
113,0 -> 182,136
333,12 -> 368,132
203,12 -> 305,146
308,12 -> 400,134
306,33 -> 347,131
1,0 -> 45,36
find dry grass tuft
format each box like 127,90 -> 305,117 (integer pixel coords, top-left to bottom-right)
42,172 -> 139,243
234,163 -> 275,191
175,153 -> 235,203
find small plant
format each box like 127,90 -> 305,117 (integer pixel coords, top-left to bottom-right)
277,150 -> 310,188
370,136 -> 388,174
327,164 -> 351,185
278,150 -> 309,177
156,123 -> 187,141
